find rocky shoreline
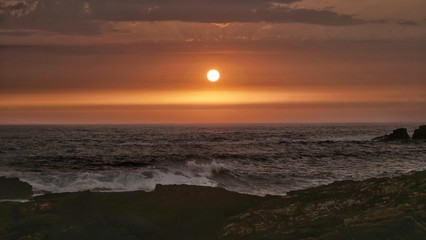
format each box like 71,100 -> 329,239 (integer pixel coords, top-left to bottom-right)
1,170 -> 425,240
221,170 -> 426,239
373,125 -> 426,141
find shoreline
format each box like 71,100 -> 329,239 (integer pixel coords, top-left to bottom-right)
1,170 -> 425,239
2,168 -> 423,198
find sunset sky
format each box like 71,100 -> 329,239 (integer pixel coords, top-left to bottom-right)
1,0 -> 425,123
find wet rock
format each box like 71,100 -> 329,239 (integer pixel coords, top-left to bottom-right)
373,128 -> 411,141
220,171 -> 426,240
0,177 -> 32,199
1,173 -> 425,240
412,125 -> 426,140
0,185 -> 266,240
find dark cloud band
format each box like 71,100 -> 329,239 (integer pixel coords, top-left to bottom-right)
0,0 -> 364,34
89,0 -> 361,25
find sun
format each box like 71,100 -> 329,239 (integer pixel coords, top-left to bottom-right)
207,69 -> 220,82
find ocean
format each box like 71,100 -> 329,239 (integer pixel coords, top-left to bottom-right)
0,124 -> 425,196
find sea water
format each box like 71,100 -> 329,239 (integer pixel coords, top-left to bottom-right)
0,124 -> 425,196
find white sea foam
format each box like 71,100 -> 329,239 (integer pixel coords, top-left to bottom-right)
3,157 -> 425,197
185,160 -> 228,177
13,160 -> 235,194
18,164 -> 221,194
0,199 -> 30,203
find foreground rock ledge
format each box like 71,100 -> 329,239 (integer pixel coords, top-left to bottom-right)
0,171 -> 425,240
221,171 -> 426,240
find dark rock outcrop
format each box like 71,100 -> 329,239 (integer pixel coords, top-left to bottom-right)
373,128 -> 411,141
0,184 -> 267,240
0,172 -> 425,240
413,125 -> 426,140
220,171 -> 426,240
0,177 -> 32,199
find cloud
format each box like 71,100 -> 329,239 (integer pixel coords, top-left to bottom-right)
0,29 -> 35,36
0,0 -> 99,34
4,2 -> 26,11
0,0 -> 33,18
398,20 -> 418,26
88,0 -> 363,25
0,0 -> 364,34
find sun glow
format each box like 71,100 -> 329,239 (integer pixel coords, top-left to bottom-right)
0,90 -> 324,108
207,69 -> 220,82
0,89 -> 399,108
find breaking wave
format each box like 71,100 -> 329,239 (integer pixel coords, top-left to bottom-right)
1,124 -> 425,196
4,160 -> 233,194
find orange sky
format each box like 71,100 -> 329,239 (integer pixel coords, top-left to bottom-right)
1,1 -> 426,123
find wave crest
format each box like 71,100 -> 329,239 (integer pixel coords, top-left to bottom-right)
185,160 -> 228,177
17,169 -> 216,194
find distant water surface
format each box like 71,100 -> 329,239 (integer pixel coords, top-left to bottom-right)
0,124 -> 425,196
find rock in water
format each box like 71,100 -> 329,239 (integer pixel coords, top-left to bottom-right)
373,128 -> 411,141
413,125 -> 426,140
0,177 -> 32,199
